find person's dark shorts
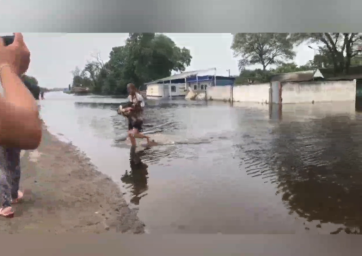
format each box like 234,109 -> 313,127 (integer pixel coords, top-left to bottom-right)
128,119 -> 143,132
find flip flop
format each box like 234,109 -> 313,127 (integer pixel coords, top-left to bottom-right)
12,190 -> 24,204
0,207 -> 14,218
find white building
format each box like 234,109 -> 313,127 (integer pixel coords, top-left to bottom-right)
146,69 -> 217,99
146,83 -> 187,98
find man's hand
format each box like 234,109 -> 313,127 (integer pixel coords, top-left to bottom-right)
0,33 -> 30,76
0,33 -> 41,149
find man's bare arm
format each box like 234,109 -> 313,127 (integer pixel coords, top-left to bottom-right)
0,33 -> 41,149
0,66 -> 41,149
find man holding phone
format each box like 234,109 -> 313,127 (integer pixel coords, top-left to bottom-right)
0,33 -> 42,217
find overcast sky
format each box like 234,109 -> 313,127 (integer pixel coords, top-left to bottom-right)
16,33 -> 315,89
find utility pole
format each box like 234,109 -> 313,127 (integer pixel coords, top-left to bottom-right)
226,69 -> 231,77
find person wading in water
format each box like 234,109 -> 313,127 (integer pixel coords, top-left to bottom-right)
124,83 -> 152,147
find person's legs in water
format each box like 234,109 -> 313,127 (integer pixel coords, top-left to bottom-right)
5,148 -> 23,204
127,117 -> 137,147
132,119 -> 150,144
0,147 -> 14,217
133,129 -> 150,145
128,129 -> 137,147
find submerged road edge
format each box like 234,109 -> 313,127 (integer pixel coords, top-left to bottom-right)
0,122 -> 145,234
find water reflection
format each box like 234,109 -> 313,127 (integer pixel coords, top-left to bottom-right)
121,147 -> 149,205
240,109 -> 362,234
75,102 -> 120,110
42,92 -> 362,234
273,116 -> 362,234
356,97 -> 362,112
269,104 -> 282,121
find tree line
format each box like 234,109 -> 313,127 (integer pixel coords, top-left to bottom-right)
70,33 -> 362,92
20,74 -> 47,100
70,33 -> 192,95
232,33 -> 362,84
22,74 -> 49,92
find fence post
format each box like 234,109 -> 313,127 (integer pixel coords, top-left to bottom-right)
231,84 -> 234,102
205,84 -> 208,101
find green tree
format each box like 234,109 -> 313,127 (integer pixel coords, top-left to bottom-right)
235,69 -> 273,84
290,33 -> 362,74
273,62 -> 313,74
235,61 -> 318,85
80,76 -> 93,88
21,74 -> 40,99
311,46 -> 334,69
81,51 -> 106,92
82,62 -> 101,88
22,74 -> 38,86
273,63 -> 299,73
93,33 -> 192,95
231,33 -> 295,71
351,54 -> 362,66
72,75 -> 83,87
71,66 -> 83,87
299,60 -> 316,70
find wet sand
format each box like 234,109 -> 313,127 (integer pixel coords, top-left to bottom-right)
0,124 -> 145,234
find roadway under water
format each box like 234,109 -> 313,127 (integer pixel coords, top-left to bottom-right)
39,92 -> 362,234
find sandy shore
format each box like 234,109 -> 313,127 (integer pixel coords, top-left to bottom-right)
0,124 -> 145,234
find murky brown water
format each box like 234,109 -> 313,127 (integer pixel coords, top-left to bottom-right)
39,92 -> 362,234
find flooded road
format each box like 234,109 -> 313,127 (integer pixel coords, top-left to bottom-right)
40,92 -> 362,234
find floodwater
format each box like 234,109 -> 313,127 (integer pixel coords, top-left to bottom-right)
39,92 -> 362,235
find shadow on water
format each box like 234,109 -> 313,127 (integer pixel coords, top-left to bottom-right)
121,147 -> 149,205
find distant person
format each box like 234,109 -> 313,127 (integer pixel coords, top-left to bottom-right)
124,83 -> 151,147
0,33 -> 42,217
41,90 -> 44,100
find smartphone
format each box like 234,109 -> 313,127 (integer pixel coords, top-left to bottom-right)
0,35 -> 15,46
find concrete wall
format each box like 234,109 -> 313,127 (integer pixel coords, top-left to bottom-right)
233,83 -> 270,103
282,80 -> 356,103
147,84 -> 164,97
206,83 -> 270,102
205,80 -> 356,104
281,102 -> 356,121
207,85 -> 232,101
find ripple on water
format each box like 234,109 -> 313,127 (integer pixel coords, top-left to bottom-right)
234,115 -> 362,234
41,94 -> 362,234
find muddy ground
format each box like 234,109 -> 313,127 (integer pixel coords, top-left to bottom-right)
0,124 -> 145,234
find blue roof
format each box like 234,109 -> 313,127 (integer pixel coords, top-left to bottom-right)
149,75 -> 235,84
187,75 -> 235,83
146,68 -> 216,84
